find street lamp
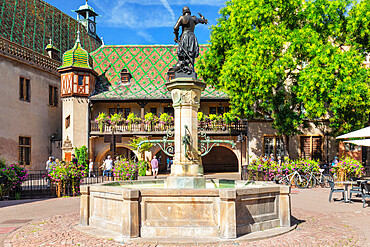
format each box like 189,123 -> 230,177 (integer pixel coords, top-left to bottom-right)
325,132 -> 330,165
237,133 -> 246,180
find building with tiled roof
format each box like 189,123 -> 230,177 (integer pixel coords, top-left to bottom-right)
0,0 -> 102,169
89,45 -> 228,101
0,0 -> 101,56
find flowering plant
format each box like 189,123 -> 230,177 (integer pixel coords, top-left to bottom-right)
247,157 -> 320,181
113,158 -> 146,180
48,161 -> 86,196
330,156 -> 364,180
0,158 -> 28,200
95,112 -> 108,132
110,113 -> 124,128
144,112 -> 158,131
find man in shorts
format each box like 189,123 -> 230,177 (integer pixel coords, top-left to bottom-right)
151,156 -> 159,179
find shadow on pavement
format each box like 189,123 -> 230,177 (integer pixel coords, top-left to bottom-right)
291,215 -> 305,227
0,198 -> 52,208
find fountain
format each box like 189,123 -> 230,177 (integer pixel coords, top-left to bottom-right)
78,6 -> 291,243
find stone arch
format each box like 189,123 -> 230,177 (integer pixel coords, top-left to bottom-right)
202,145 -> 240,173
95,144 -> 137,165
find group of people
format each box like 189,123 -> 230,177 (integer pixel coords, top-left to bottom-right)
261,154 -> 283,165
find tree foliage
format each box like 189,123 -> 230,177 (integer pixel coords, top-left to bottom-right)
198,0 -> 370,137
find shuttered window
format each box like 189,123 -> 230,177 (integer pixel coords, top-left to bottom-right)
300,136 -> 322,161
19,77 -> 30,102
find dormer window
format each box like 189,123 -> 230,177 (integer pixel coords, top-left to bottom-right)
120,68 -> 132,84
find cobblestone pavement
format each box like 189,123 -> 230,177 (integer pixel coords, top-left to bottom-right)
4,188 -> 370,246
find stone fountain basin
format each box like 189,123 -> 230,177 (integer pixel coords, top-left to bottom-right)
80,179 -> 290,240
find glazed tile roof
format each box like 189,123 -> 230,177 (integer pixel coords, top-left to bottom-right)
89,45 -> 229,101
0,0 -> 102,56
60,38 -> 93,69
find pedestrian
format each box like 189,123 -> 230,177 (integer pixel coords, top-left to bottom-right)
88,159 -> 95,178
277,156 -> 282,166
71,154 -> 78,165
151,156 -> 159,179
332,157 -> 339,166
167,157 -> 171,170
100,155 -> 113,180
45,156 -> 53,188
269,154 -> 275,162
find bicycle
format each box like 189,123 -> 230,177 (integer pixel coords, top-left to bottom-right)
274,169 -> 309,189
305,167 -> 334,188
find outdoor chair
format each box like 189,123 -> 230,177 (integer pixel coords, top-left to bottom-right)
349,177 -> 362,200
328,180 -> 345,203
361,182 -> 370,208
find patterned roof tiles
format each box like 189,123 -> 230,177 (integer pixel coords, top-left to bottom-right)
60,38 -> 93,69
90,44 -> 229,101
0,0 -> 101,56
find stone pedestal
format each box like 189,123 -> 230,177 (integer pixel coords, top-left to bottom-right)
165,77 -> 206,188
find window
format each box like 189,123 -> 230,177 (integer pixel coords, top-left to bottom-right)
124,108 -> 131,118
164,107 -> 174,116
78,75 -> 84,86
263,136 -> 285,158
210,106 -> 229,115
150,107 -> 157,115
300,136 -> 322,160
344,143 -> 361,152
49,85 -> 58,106
109,108 -> 123,116
19,137 -> 31,166
19,77 -> 30,102
65,115 -> 70,129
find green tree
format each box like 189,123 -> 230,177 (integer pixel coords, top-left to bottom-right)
75,146 -> 88,172
198,0 -> 370,155
129,137 -> 153,161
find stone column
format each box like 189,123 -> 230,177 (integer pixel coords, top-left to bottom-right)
219,189 -> 237,239
121,189 -> 140,237
80,185 -> 90,226
279,186 -> 291,227
165,78 -> 206,188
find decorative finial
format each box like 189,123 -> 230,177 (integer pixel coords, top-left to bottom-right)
49,38 -> 52,45
101,37 -> 104,46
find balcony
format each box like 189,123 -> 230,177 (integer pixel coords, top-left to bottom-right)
90,120 -> 248,136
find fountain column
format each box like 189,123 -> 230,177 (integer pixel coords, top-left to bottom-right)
165,77 -> 206,188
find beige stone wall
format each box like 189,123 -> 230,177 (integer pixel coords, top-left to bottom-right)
0,56 -> 61,169
61,97 -> 89,159
248,120 -> 338,163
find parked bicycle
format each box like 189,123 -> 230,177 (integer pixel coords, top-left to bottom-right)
274,169 -> 309,189
305,166 -> 334,188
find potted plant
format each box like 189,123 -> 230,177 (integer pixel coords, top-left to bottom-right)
159,113 -> 173,130
110,113 -> 124,131
95,112 -> 108,133
144,112 -> 158,131
126,112 -> 141,131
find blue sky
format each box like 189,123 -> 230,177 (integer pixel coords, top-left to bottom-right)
45,0 -> 226,45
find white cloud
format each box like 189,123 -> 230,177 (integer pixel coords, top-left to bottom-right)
136,30 -> 154,42
90,0 -> 224,29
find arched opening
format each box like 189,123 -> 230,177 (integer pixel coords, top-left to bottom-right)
116,147 -> 136,161
97,146 -> 136,164
153,150 -> 173,174
202,146 -> 239,173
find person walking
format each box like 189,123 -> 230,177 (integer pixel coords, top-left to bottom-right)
100,155 -> 113,180
151,156 -> 159,179
88,159 -> 95,178
45,156 -> 53,188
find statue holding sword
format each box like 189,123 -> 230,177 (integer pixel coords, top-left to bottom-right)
172,6 -> 208,77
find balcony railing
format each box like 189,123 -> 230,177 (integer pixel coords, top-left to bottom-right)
0,36 -> 61,75
90,120 -> 248,135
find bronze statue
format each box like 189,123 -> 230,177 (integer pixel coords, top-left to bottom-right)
172,6 -> 208,77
